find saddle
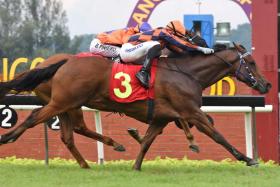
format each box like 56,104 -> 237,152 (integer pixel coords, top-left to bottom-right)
75,52 -> 121,63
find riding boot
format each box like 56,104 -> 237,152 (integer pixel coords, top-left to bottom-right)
136,44 -> 161,89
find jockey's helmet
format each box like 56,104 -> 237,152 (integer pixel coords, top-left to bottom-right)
166,20 -> 186,37
134,22 -> 152,33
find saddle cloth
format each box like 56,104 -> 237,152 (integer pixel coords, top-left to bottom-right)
109,60 -> 157,103
75,52 -> 120,62
75,52 -> 157,103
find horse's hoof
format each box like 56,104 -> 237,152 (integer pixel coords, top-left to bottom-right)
189,145 -> 200,153
127,128 -> 139,136
132,165 -> 141,171
247,159 -> 259,167
114,145 -> 126,152
81,163 -> 91,169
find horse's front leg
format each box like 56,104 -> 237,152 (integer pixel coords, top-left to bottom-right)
128,120 -> 199,152
188,110 -> 258,166
133,123 -> 167,171
179,114 -> 214,153
176,119 -> 199,153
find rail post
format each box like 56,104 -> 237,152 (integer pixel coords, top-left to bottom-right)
44,123 -> 49,166
251,107 -> 259,160
94,111 -> 104,165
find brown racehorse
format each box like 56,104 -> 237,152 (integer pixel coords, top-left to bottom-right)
0,43 -> 271,170
38,54 -> 205,156
2,53 -> 201,169
33,53 -> 127,168
0,33 -> 211,168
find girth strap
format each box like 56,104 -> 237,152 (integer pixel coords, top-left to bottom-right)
147,99 -> 154,125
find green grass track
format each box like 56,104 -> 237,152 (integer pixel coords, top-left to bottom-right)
0,157 -> 279,187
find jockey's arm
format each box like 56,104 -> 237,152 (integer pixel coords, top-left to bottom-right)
159,30 -> 213,54
158,30 -> 198,52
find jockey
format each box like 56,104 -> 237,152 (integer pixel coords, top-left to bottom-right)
121,20 -> 214,88
89,22 -> 152,58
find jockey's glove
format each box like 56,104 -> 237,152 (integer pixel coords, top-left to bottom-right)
197,47 -> 214,54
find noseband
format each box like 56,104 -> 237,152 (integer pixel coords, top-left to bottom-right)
213,51 -> 258,88
235,52 -> 258,88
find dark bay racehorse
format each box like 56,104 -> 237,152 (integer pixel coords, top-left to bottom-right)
0,43 -> 271,170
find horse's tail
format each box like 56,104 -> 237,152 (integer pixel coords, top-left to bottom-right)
0,59 -> 68,98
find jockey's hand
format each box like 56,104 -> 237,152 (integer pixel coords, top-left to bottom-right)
197,47 -> 214,54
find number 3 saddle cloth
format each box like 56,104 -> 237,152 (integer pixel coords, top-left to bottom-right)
110,60 -> 157,103
75,52 -> 157,103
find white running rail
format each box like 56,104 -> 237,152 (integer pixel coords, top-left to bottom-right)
1,104 -> 273,163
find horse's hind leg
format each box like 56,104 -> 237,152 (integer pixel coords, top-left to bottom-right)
0,103 -> 64,145
0,108 -> 42,144
58,113 -> 90,169
188,110 -> 258,166
133,122 -> 167,171
69,109 -> 125,152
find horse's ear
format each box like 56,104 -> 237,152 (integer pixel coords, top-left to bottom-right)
232,42 -> 246,52
232,42 -> 242,51
232,42 -> 238,48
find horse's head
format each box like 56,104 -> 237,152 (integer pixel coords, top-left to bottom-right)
231,42 -> 271,94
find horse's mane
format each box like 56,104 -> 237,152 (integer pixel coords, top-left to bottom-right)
213,43 -> 248,52
213,43 -> 228,52
166,50 -> 200,58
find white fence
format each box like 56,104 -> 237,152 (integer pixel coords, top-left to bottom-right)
1,104 -> 273,164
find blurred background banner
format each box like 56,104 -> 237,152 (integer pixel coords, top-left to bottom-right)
233,0 -> 252,20
127,0 -> 166,27
127,0 -> 251,27
233,0 -> 252,21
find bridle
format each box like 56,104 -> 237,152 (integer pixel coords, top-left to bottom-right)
213,50 -> 258,88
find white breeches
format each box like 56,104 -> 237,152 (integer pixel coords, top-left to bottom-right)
120,41 -> 160,63
89,38 -> 120,57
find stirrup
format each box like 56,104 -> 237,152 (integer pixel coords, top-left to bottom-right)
111,56 -> 121,63
136,71 -> 149,89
